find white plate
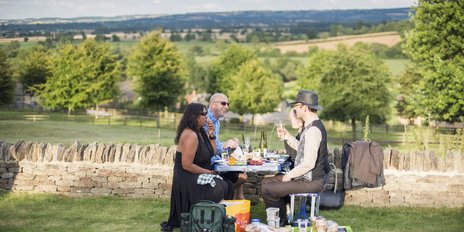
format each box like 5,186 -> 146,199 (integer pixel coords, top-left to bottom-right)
214,159 -> 227,164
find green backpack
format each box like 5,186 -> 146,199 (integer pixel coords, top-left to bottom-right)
181,200 -> 236,232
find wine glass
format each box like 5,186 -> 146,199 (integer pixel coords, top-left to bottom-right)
244,136 -> 250,152
275,120 -> 285,141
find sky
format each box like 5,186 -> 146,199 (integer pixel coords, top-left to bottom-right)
0,0 -> 417,20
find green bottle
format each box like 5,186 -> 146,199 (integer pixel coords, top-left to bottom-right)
263,130 -> 268,157
258,130 -> 264,157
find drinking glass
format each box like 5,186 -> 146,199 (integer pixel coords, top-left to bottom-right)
275,120 -> 285,141
221,150 -> 229,161
244,136 -> 250,152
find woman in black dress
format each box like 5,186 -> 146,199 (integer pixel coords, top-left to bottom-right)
161,103 -> 233,231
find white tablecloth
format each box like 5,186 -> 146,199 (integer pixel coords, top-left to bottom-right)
214,162 -> 281,172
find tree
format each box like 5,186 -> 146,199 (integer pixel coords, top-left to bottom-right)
185,53 -> 208,92
396,64 -> 422,121
0,49 -> 15,107
111,34 -> 120,42
404,0 -> 464,122
297,44 -> 393,140
16,45 -> 51,95
228,60 -> 283,125
207,44 -> 256,94
0,41 -> 20,58
127,31 -> 185,126
36,40 -> 121,115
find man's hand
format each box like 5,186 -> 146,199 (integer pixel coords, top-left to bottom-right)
223,139 -> 239,149
207,119 -> 215,136
276,126 -> 290,140
282,174 -> 291,182
210,155 -> 221,165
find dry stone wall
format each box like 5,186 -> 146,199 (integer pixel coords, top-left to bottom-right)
0,140 -> 463,208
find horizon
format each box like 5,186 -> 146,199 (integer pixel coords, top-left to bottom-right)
0,0 -> 416,20
3,7 -> 412,21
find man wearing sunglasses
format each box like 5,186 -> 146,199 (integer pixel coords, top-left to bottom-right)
204,93 -> 248,200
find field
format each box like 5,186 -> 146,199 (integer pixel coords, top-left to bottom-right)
275,32 -> 402,53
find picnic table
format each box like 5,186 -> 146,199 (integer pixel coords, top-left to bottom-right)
214,162 -> 283,172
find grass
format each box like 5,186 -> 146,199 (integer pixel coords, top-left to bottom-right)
0,115 -> 408,151
0,110 -> 437,152
0,192 -> 462,232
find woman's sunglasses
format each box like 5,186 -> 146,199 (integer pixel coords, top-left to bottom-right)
199,112 -> 207,116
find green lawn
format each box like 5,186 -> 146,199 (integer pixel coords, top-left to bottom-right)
0,110 -> 435,152
0,192 -> 462,232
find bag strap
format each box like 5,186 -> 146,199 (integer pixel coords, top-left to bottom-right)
330,163 -> 337,194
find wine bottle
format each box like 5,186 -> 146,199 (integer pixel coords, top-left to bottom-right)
258,130 -> 264,157
263,130 -> 268,157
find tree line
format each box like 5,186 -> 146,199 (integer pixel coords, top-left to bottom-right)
0,0 -> 462,139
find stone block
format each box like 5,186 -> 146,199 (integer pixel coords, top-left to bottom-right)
15,174 -> 34,180
62,175 -> 80,181
95,143 -> 106,164
91,176 -> 108,184
112,188 -> 134,194
345,190 -> 372,205
163,147 -> 175,166
74,177 -> 95,188
113,144 -> 122,163
134,188 -> 155,194
137,176 -> 150,183
447,184 -> 464,193
159,183 -> 172,190
388,191 -> 407,206
383,148 -> 391,169
102,182 -> 120,189
154,189 -> 165,195
97,169 -> 113,177
71,187 -> 92,193
405,192 -> 435,206
108,176 -> 124,182
1,173 -> 14,178
83,142 -> 97,162
119,182 -> 141,188
34,175 -> 48,182
56,179 -> 74,186
8,167 -> 20,173
390,149 -> 399,170
57,186 -> 72,192
0,168 -> 6,173
48,175 -> 62,182
35,185 -> 57,192
370,190 -> 390,207
13,179 -> 35,186
142,182 -> 159,188
91,188 -> 112,194
14,185 -> 34,191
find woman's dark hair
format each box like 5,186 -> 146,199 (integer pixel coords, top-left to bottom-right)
174,103 -> 207,144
